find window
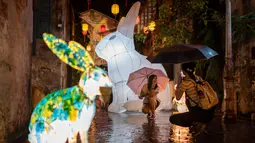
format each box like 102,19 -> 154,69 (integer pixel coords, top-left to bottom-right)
35,0 -> 51,38
252,47 -> 255,60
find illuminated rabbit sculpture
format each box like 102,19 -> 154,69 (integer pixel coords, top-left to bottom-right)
95,2 -> 171,113
28,33 -> 112,143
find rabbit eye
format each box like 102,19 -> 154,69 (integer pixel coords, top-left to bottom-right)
109,35 -> 116,40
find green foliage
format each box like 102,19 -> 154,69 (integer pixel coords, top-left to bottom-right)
154,0 -> 225,100
232,10 -> 255,42
134,33 -> 147,54
172,0 -> 208,20
154,0 -> 212,49
205,58 -> 220,81
134,33 -> 147,43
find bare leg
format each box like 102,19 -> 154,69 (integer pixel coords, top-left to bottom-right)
68,132 -> 78,143
80,130 -> 89,143
142,103 -> 152,118
148,97 -> 156,119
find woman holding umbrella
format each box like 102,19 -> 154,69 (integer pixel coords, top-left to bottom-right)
127,67 -> 169,119
139,74 -> 161,120
170,62 -> 216,136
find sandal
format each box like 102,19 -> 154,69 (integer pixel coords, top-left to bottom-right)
193,123 -> 206,136
147,113 -> 152,118
150,114 -> 155,120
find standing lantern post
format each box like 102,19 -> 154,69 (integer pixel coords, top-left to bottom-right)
82,23 -> 88,42
222,0 -> 236,120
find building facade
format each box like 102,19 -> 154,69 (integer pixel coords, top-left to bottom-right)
0,0 -> 33,142
31,0 -> 71,94
80,9 -> 117,66
232,0 -> 255,115
0,0 -> 72,142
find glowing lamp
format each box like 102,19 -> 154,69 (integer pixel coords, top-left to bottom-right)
143,26 -> 149,34
82,31 -> 87,35
86,44 -> 91,51
136,16 -> 140,25
148,21 -> 156,32
82,23 -> 88,42
100,25 -> 106,33
82,23 -> 88,31
111,4 -> 119,15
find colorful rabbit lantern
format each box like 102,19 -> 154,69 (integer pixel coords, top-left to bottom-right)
28,33 -> 112,143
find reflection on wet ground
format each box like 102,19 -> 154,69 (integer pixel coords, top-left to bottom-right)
87,110 -> 171,143
87,111 -> 255,143
12,110 -> 255,143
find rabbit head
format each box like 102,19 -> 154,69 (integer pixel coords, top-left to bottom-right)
79,66 -> 112,101
43,33 -> 112,101
95,2 -> 141,61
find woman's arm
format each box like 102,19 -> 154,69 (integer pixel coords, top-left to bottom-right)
140,90 -> 147,97
175,83 -> 185,100
148,88 -> 159,97
139,84 -> 148,99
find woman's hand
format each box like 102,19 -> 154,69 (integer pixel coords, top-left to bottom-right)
148,90 -> 158,97
174,84 -> 178,90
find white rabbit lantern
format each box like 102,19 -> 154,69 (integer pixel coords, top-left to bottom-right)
95,2 -> 172,113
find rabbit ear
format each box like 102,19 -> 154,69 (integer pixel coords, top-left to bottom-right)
117,2 -> 140,38
43,33 -> 93,72
68,41 -> 94,67
117,17 -> 126,31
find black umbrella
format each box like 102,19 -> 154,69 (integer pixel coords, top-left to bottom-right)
147,44 -> 218,64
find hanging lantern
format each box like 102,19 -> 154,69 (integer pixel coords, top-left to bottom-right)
100,25 -> 106,33
125,0 -> 128,8
82,23 -> 88,32
111,4 -> 119,16
86,44 -> 91,51
82,23 -> 88,42
136,16 -> 140,25
87,0 -> 91,10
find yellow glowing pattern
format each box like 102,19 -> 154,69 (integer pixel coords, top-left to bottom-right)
169,124 -> 193,142
148,21 -> 156,32
68,41 -> 94,67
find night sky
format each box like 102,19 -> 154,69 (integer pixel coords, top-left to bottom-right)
71,0 -> 146,20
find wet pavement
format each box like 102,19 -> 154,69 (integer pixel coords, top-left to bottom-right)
12,110 -> 255,143
87,110 -> 255,143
